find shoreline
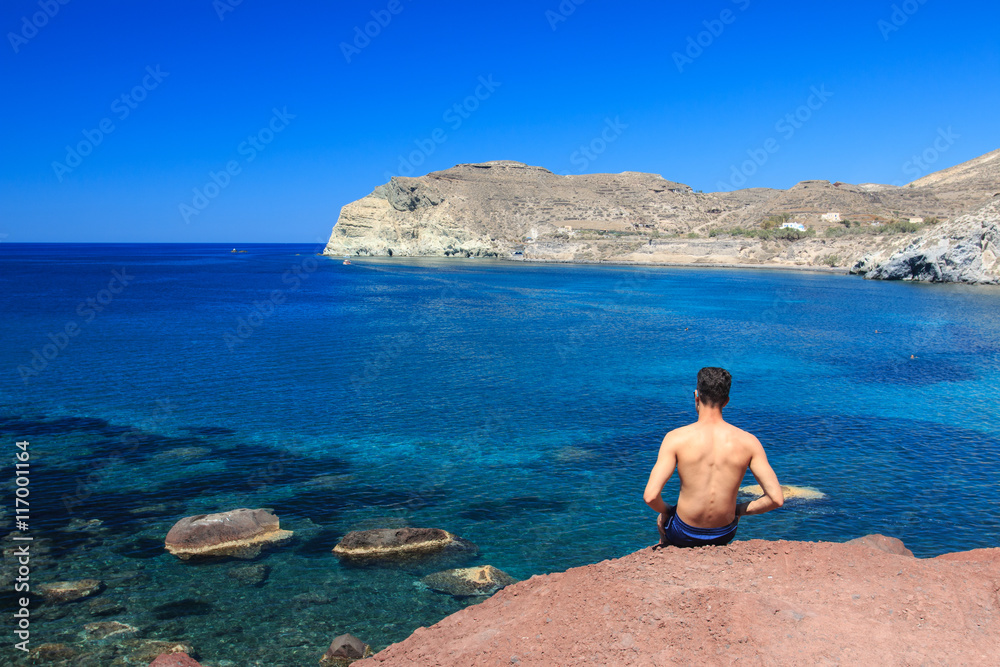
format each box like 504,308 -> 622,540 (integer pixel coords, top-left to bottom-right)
325,252 -> 854,276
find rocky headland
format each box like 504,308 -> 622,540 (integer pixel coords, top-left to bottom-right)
355,536 -> 1000,666
325,148 -> 1000,284
854,198 -> 999,284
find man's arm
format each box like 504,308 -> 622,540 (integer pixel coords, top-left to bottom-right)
643,434 -> 678,514
737,438 -> 784,516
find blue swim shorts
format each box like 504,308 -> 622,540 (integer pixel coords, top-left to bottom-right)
661,511 -> 739,548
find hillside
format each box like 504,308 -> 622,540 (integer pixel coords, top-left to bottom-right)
325,150 -> 1000,283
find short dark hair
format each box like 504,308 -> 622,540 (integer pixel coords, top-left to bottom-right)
697,367 -> 731,407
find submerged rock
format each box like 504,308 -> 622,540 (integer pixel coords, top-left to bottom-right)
422,565 -> 518,597
148,652 -> 204,667
87,597 -> 127,616
227,563 -> 270,587
332,527 -> 475,560
82,620 -> 138,640
123,639 -> 196,664
164,508 -> 293,560
320,633 -> 372,665
63,518 -> 104,532
38,579 -> 104,603
29,643 -> 77,661
152,446 -> 212,462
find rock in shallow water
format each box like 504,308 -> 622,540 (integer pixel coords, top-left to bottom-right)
82,620 -> 138,640
148,652 -> 204,667
739,484 -> 826,500
29,643 -> 77,661
125,639 -> 196,664
164,508 -> 293,560
332,527 -> 476,560
37,579 -> 104,603
422,565 -> 519,597
320,633 -> 373,665
226,563 -> 271,587
88,596 -> 127,616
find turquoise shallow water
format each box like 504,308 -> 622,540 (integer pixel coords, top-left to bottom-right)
1,243 -> 999,665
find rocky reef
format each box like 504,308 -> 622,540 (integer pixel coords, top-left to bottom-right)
354,536 -> 1000,665
325,150 -> 1000,284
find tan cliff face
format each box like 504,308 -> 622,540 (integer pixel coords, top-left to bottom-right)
325,152 -> 1000,282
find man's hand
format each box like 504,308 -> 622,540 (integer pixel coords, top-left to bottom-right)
657,505 -> 675,545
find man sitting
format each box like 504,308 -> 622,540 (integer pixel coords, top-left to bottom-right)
643,367 -> 784,547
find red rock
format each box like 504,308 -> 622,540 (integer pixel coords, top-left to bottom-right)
148,652 -> 202,667
934,547 -> 1000,563
845,533 -> 914,557
354,539 -> 1000,665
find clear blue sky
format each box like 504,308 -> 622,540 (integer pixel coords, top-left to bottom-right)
2,0 -> 998,242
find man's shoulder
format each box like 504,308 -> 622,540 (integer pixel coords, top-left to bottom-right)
663,422 -> 698,440
725,422 -> 762,448
659,424 -> 694,451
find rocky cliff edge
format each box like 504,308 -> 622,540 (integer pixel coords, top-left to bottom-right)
357,537 -> 999,666
853,199 -> 1000,284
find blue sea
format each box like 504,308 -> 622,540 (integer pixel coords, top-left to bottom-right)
2,243 -> 999,665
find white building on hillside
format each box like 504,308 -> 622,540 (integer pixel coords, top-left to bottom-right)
821,212 -> 842,222
909,217 -> 924,224
781,222 -> 806,232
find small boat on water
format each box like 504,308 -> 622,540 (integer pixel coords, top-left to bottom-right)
343,260 -> 351,265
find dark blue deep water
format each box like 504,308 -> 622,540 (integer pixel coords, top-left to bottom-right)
2,243 -> 999,665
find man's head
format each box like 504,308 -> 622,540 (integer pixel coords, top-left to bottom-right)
696,367 -> 731,408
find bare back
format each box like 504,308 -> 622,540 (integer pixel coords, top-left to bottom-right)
644,416 -> 782,529
672,421 -> 757,527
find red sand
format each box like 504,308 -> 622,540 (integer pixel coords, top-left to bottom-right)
358,537 -> 999,666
